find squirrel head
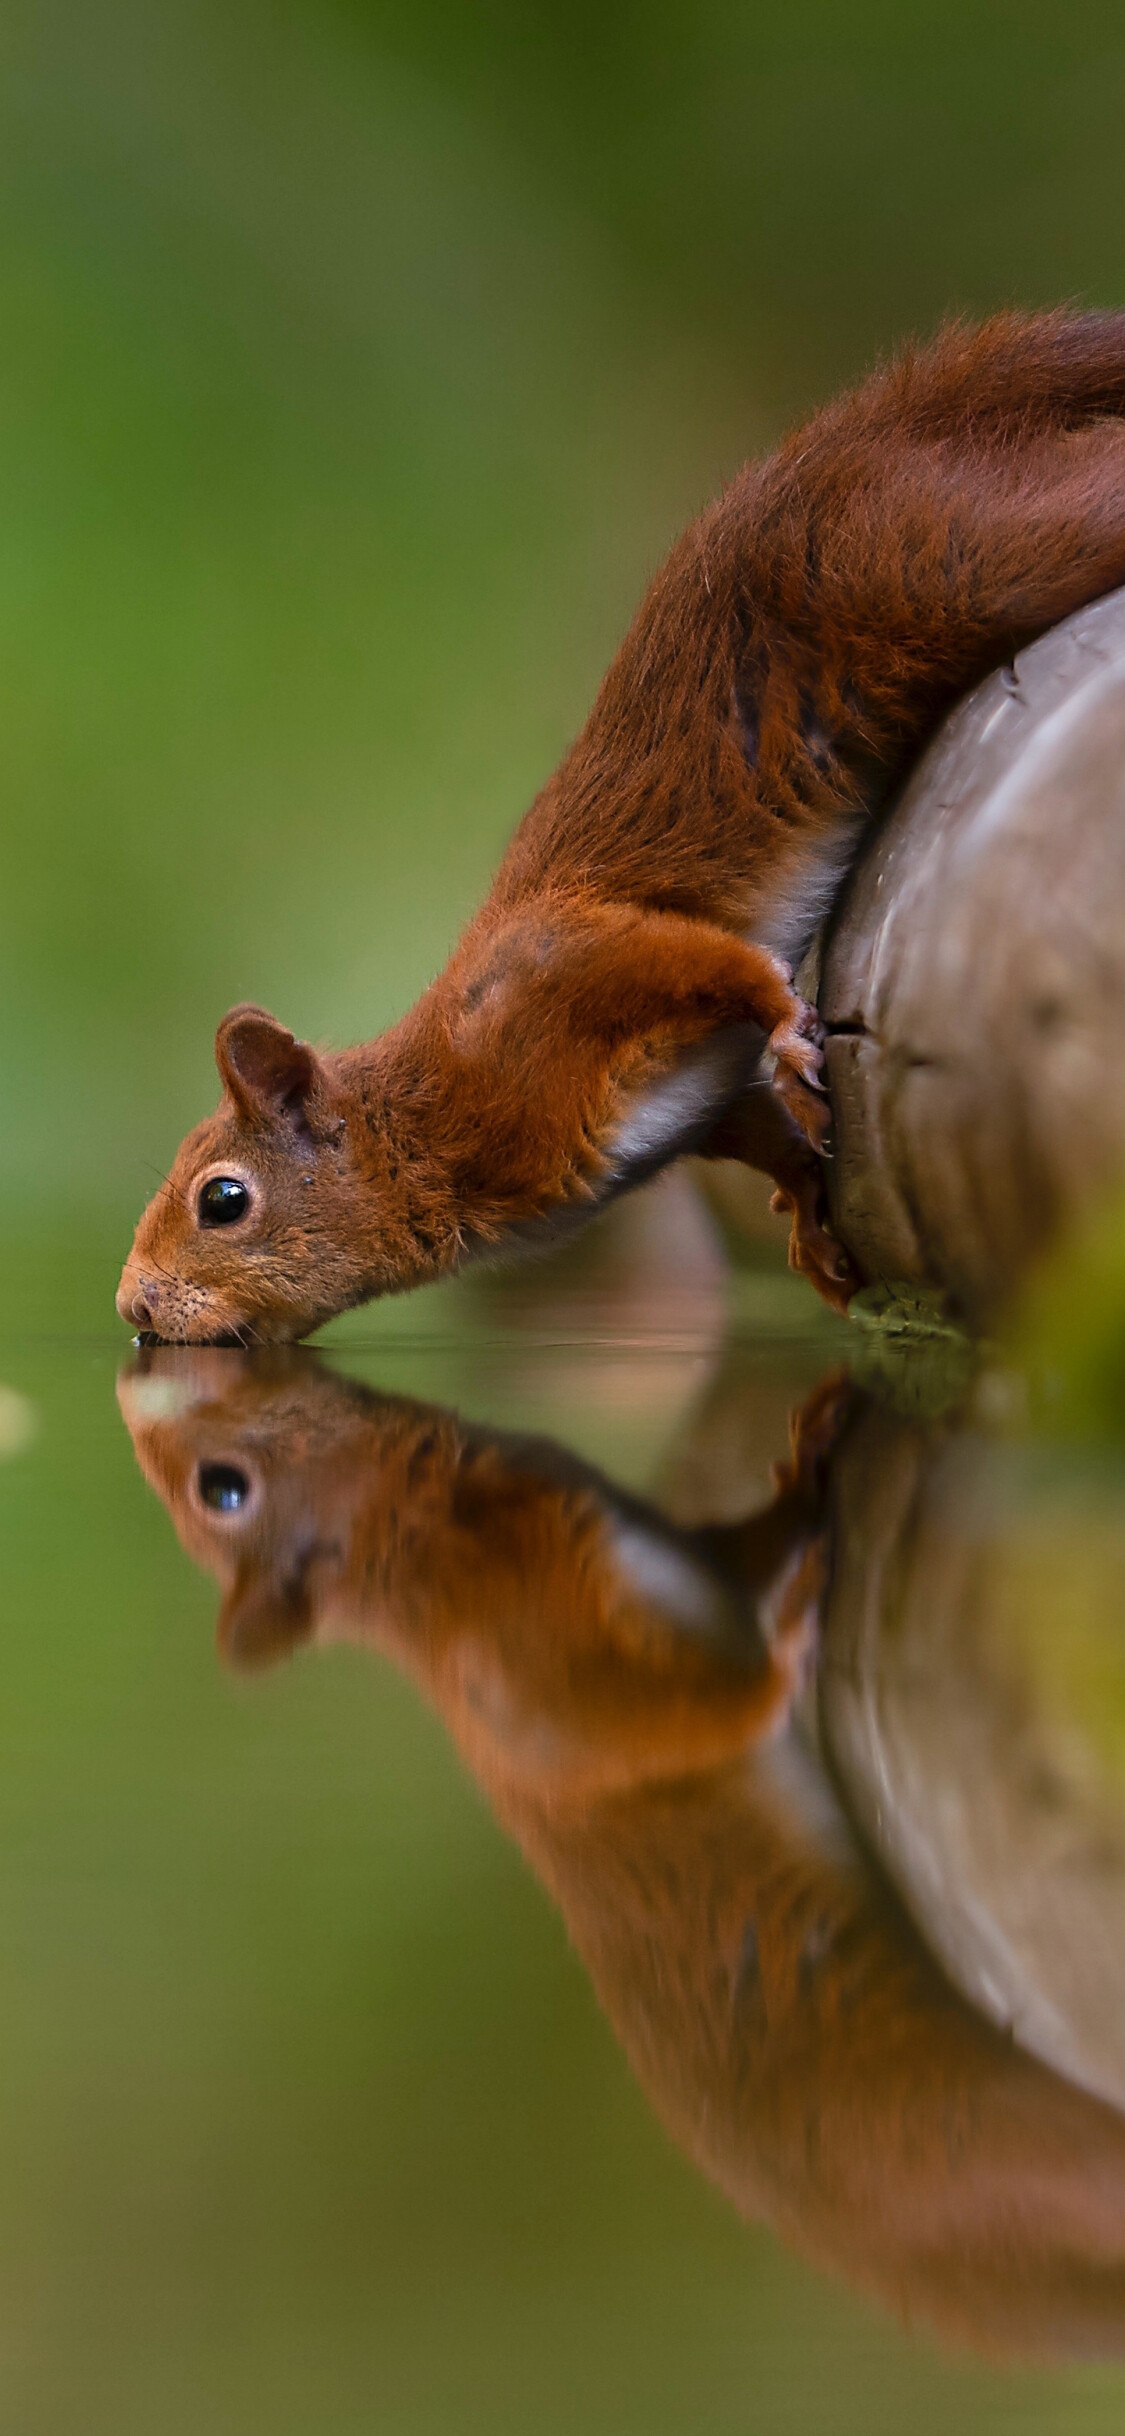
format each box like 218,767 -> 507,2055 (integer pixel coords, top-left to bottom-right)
115,1004 -> 393,1344
115,899 -> 791,1343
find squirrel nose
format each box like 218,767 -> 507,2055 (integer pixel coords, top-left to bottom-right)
116,1276 -> 158,1332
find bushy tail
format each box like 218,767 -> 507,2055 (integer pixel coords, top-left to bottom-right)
508,309 -> 1125,933
743,312 -> 1125,816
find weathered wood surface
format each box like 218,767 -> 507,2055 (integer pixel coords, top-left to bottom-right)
821,584 -> 1125,1323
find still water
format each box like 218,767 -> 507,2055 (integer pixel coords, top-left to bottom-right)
4,1185 -> 1125,2433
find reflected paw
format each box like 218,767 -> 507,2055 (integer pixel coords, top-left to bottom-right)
759,1539 -> 827,1676
771,1370 -> 853,1496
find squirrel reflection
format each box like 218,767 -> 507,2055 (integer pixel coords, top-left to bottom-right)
119,1347 -> 1125,2360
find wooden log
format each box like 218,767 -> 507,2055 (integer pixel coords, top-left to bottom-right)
821,585 -> 1125,1324
822,1396 -> 1125,2117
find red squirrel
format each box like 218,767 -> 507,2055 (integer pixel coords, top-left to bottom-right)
118,311 -> 1125,1344
118,1347 -> 1125,2358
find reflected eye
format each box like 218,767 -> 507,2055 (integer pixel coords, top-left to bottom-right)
198,1462 -> 251,1513
198,1176 -> 250,1227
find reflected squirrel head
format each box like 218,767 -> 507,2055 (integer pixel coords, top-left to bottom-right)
118,1344 -> 383,1666
117,1343 -> 797,1795
115,1005 -> 421,1345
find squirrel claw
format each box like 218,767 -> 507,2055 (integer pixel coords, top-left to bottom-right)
770,1173 -> 859,1315
769,1005 -> 824,1073
766,1000 -> 829,1150
771,1061 -> 831,1153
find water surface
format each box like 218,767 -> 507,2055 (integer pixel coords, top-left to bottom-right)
5,1211 -> 1125,2434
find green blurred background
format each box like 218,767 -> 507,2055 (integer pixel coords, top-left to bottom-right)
6,0 -> 1125,1318
6,6 -> 1125,2430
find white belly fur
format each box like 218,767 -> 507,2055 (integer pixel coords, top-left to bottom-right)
465,1026 -> 761,1273
606,1026 -> 759,1191
752,821 -> 865,964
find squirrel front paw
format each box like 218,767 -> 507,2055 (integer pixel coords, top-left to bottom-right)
766,998 -> 831,1152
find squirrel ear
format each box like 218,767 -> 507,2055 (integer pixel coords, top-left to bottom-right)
216,1560 -> 314,1672
215,1004 -> 323,1125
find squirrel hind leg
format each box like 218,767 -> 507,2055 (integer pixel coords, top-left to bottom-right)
771,1166 -> 859,1314
701,1078 -> 859,1314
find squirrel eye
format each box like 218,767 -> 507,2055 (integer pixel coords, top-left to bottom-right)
198,1462 -> 251,1513
198,1176 -> 250,1227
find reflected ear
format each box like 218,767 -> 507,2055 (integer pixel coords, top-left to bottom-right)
216,1560 -> 314,1672
215,1003 -> 325,1127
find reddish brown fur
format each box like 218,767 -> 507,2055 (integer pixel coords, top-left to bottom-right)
120,1349 -> 1125,2357
119,312 -> 1125,1341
